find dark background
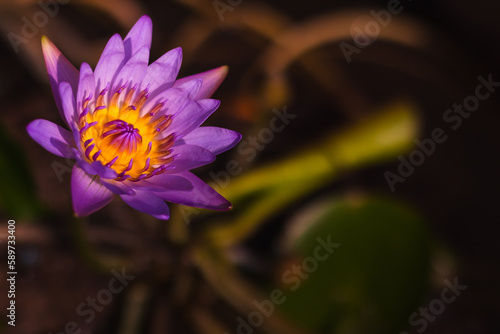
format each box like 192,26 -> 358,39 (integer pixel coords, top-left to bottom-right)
0,0 -> 499,333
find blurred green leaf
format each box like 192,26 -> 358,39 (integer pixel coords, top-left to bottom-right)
219,102 -> 419,204
276,196 -> 430,334
201,102 -> 419,247
0,123 -> 41,219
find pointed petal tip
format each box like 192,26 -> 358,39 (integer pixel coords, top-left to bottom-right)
172,47 -> 183,61
41,35 -> 58,57
208,65 -> 229,83
235,131 -> 242,142
73,207 -> 89,219
217,65 -> 229,77
79,62 -> 92,72
138,14 -> 153,24
41,35 -> 53,47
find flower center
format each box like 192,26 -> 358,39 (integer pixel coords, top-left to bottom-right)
78,84 -> 175,182
101,120 -> 142,157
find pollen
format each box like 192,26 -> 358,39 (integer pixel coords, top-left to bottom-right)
79,84 -> 175,181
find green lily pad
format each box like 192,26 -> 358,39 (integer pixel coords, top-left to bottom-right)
275,196 -> 430,334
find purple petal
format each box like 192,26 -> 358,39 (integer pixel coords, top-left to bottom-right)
90,161 -> 119,179
69,123 -> 82,154
74,156 -> 98,176
167,99 -> 220,137
41,36 -> 79,126
142,47 -> 182,98
58,82 -> 77,126
74,154 -> 118,180
123,15 -> 153,60
175,126 -> 241,155
94,34 -> 125,96
26,119 -> 76,158
120,190 -> 170,220
142,78 -> 201,116
71,165 -> 115,217
174,78 -> 202,99
155,171 -> 231,210
76,63 -> 95,116
128,174 -> 194,191
174,66 -> 228,99
101,179 -> 135,195
112,45 -> 150,90
167,144 -> 215,173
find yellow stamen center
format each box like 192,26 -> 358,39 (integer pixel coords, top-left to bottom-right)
79,85 -> 174,181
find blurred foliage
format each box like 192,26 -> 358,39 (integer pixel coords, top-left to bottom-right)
0,122 -> 41,219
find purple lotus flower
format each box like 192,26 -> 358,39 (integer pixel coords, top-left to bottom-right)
27,15 -> 241,220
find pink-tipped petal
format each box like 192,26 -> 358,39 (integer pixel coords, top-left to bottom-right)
71,165 -> 115,217
175,126 -> 241,155
94,34 -> 125,95
27,119 -> 76,158
76,63 -> 96,115
58,82 -> 77,126
174,66 -> 228,99
155,171 -> 231,211
41,36 -> 79,126
167,144 -> 215,173
123,15 -> 153,60
120,190 -> 170,220
142,47 -> 182,97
